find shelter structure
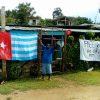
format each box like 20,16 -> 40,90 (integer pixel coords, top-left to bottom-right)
53,16 -> 71,26
0,24 -> 100,77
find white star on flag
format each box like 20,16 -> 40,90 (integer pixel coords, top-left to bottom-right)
0,41 -> 6,49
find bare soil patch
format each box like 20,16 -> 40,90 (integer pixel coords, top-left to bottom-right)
1,85 -> 100,100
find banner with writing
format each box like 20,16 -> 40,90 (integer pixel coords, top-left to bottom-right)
79,39 -> 100,61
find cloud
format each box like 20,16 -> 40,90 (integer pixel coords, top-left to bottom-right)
0,0 -> 100,22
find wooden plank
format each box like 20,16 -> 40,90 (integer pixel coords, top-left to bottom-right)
1,6 -> 7,79
43,38 -> 62,40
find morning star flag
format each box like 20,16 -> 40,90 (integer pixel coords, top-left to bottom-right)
0,32 -> 12,60
0,30 -> 38,61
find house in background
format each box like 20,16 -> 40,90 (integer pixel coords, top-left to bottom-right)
53,16 -> 71,26
28,16 -> 41,25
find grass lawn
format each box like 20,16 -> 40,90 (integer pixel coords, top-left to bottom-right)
0,71 -> 100,94
62,71 -> 100,85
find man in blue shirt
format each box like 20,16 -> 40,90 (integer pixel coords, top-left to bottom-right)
39,37 -> 56,80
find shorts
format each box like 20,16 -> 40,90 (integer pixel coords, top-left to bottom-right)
42,63 -> 52,74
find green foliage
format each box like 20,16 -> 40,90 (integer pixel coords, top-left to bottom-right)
79,35 -> 85,39
65,41 -> 91,71
65,42 -> 81,70
75,16 -> 92,25
86,32 -> 95,39
6,10 -> 18,25
67,35 -> 74,43
5,3 -> 93,26
6,3 -> 36,25
62,71 -> 100,85
94,36 -> 100,41
6,17 -> 16,25
15,3 -> 36,25
39,19 -> 56,26
38,19 -> 45,26
52,7 -> 63,19
7,62 -> 22,80
68,16 -> 93,25
64,34 -> 100,71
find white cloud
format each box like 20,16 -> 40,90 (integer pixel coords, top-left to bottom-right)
0,0 -> 100,22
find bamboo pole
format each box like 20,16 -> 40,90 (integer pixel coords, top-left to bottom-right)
1,6 -> 7,79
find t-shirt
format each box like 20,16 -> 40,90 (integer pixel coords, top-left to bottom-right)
42,44 -> 54,64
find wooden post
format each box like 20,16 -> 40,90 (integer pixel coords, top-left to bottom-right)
38,30 -> 42,72
65,17 -> 66,26
1,6 -> 7,79
62,31 -> 67,72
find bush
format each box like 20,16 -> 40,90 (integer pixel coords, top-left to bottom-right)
86,32 -> 95,39
79,35 -> 85,39
67,35 -> 74,43
95,36 -> 100,41
64,34 -> 100,71
65,41 -> 92,71
7,61 -> 22,80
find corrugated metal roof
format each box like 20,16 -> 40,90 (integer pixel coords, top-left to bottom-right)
0,26 -> 65,31
0,25 -> 100,33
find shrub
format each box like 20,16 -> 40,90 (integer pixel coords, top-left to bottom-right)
79,35 -> 85,39
95,36 -> 100,41
86,32 -> 95,39
7,61 -> 22,80
64,34 -> 100,71
67,35 -> 74,43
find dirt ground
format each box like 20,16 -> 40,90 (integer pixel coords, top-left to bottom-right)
1,85 -> 100,100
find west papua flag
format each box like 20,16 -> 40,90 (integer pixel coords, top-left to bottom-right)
0,31 -> 38,61
0,32 -> 12,60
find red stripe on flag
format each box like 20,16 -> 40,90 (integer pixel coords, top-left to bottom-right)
0,32 -> 12,60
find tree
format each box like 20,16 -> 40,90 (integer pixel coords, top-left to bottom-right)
52,7 -> 63,19
14,3 -> 36,25
67,16 -> 93,25
6,3 -> 36,25
6,10 -> 12,17
6,10 -> 16,25
72,16 -> 92,25
38,19 -> 56,26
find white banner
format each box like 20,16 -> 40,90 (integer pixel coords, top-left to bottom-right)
79,39 -> 100,61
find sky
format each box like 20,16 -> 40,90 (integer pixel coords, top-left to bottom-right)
0,0 -> 100,22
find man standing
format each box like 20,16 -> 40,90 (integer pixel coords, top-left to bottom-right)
39,37 -> 56,80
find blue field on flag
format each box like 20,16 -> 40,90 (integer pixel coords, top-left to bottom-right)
10,30 -> 38,61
